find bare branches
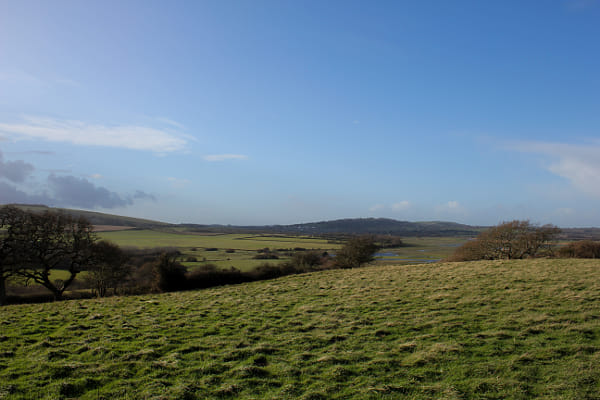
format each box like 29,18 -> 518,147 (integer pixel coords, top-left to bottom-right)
449,220 -> 561,261
0,207 -> 96,301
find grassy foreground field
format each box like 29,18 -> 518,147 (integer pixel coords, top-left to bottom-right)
1,259 -> 599,399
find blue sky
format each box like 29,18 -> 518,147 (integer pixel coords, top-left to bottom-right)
1,0 -> 599,226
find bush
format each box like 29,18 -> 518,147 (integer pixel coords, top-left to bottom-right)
557,240 -> 600,258
153,253 -> 188,292
253,253 -> 279,260
186,265 -> 245,289
334,235 -> 380,269
448,220 -> 560,261
291,251 -> 325,269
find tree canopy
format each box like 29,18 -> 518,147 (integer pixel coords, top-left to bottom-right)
449,220 -> 561,261
334,235 -> 380,269
0,206 -> 97,303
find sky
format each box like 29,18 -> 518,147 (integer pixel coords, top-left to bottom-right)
0,0 -> 599,227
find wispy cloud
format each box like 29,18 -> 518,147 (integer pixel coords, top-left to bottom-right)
435,201 -> 465,216
203,154 -> 248,162
0,70 -> 43,86
156,117 -> 186,130
0,116 -> 188,152
391,200 -> 411,211
511,140 -> 600,197
369,204 -> 385,212
0,69 -> 80,88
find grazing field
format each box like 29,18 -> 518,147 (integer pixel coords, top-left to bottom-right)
97,230 -> 469,271
97,231 -> 343,272
1,259 -> 599,399
375,236 -> 467,265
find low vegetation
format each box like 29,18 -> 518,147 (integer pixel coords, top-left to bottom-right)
557,240 -> 600,259
447,220 -> 560,261
1,206 -> 381,304
1,259 -> 599,399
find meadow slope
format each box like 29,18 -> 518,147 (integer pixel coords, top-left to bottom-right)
1,259 -> 599,399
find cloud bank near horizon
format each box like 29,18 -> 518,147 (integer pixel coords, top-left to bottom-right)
0,151 -> 155,209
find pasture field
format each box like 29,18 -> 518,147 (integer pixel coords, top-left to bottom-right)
98,231 -> 341,272
97,230 -> 469,271
97,231 -> 337,251
1,259 -> 599,399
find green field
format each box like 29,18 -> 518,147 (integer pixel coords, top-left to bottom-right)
97,231 -> 342,272
97,231 -> 337,251
1,259 -> 599,399
96,230 -> 469,272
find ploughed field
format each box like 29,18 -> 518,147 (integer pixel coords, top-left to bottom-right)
1,259 -> 599,399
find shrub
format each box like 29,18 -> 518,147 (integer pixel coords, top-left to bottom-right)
557,240 -> 600,258
253,253 -> 279,260
153,252 -> 188,292
186,265 -> 245,289
448,220 -> 560,261
334,235 -> 380,269
291,251 -> 324,269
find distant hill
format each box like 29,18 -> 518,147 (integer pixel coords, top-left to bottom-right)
5,204 -> 600,239
3,204 -> 173,230
247,218 -> 483,237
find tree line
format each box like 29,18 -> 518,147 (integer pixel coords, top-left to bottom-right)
0,206 -> 381,305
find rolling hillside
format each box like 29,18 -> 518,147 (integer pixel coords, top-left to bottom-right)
5,204 -> 600,239
1,259 -> 599,399
5,204 -> 173,230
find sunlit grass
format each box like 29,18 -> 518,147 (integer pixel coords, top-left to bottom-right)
2,259 -> 599,399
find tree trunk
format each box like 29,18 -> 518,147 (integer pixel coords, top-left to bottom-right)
0,274 -> 7,306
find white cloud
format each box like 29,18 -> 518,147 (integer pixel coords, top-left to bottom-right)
203,154 -> 248,162
391,200 -> 411,211
0,116 -> 188,152
156,117 -> 186,130
512,140 -> 600,197
369,204 -> 385,212
446,200 -> 460,209
435,200 -> 464,214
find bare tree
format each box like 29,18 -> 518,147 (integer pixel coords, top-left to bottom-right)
87,240 -> 130,297
11,210 -> 96,300
449,220 -> 561,261
0,206 -> 28,305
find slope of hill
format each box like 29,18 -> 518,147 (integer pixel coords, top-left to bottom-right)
1,259 -> 598,399
4,204 -> 173,229
6,204 -> 600,239
257,218 -> 482,236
